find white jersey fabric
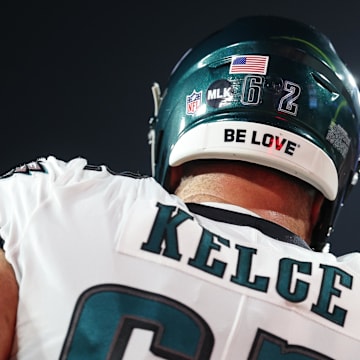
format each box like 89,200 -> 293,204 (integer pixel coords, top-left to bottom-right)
1,156 -> 360,359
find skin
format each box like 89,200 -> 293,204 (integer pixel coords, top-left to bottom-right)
173,160 -> 324,245
0,249 -> 18,360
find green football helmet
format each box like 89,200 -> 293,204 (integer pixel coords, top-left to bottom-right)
148,15 -> 360,251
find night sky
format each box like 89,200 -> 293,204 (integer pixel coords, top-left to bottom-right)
2,2 -> 360,255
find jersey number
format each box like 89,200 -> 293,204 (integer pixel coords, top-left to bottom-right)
59,284 -> 214,359
60,284 -> 331,359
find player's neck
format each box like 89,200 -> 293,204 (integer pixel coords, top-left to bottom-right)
175,171 -> 315,244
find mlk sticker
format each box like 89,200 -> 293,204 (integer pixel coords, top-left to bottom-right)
207,79 -> 233,108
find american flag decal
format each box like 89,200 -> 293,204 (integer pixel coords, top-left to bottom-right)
229,55 -> 269,75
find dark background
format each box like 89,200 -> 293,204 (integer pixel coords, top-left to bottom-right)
2,2 -> 360,256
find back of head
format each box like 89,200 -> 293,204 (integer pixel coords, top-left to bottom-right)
148,15 -> 360,251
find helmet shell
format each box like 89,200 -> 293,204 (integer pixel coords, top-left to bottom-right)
150,16 -> 360,250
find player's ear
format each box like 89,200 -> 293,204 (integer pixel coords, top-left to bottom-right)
167,165 -> 183,193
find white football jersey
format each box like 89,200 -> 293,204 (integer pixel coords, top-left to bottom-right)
1,156 -> 360,359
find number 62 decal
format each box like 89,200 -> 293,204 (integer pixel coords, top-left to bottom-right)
278,80 -> 302,116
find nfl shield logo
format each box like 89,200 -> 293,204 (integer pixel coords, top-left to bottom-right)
186,90 -> 202,115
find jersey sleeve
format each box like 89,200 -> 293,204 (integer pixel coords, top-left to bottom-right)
0,156 -> 88,253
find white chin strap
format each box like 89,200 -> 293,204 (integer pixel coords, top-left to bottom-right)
148,82 -> 162,177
